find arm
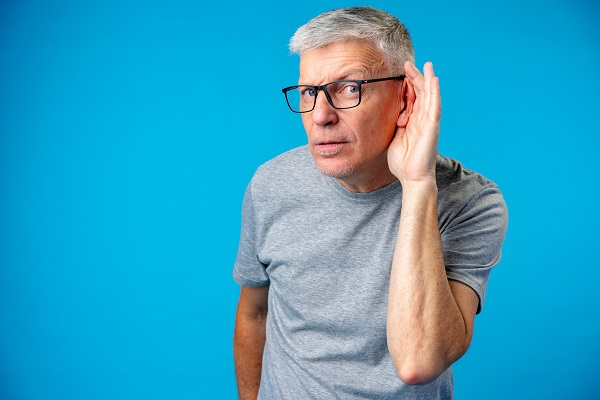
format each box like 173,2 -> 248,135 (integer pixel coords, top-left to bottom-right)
386,61 -> 479,385
234,285 -> 269,399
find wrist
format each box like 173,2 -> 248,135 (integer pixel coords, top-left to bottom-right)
399,179 -> 439,221
400,178 -> 438,196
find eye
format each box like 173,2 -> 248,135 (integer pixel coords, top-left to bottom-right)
345,85 -> 359,94
339,83 -> 359,97
300,87 -> 317,97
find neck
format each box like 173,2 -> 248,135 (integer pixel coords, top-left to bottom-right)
336,167 -> 397,193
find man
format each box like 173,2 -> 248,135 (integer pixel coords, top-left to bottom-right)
233,6 -> 507,399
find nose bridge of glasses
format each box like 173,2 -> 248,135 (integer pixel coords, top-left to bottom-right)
317,84 -> 337,109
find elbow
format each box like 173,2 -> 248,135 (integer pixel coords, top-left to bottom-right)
388,333 -> 472,385
391,348 -> 469,385
396,363 -> 443,385
387,324 -> 472,385
388,345 -> 455,385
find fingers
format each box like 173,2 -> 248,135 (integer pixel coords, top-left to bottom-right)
404,61 -> 441,120
404,61 -> 423,91
424,62 -> 440,97
404,61 -> 436,94
423,61 -> 434,81
423,62 -> 441,120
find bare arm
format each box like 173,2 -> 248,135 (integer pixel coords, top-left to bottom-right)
386,62 -> 479,385
234,285 -> 269,399
387,181 -> 478,384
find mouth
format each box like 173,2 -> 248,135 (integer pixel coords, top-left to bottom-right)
314,141 -> 348,156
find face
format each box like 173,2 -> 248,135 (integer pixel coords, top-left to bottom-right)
299,39 -> 404,192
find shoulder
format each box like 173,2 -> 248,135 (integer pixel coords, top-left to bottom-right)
436,154 -> 502,202
435,154 -> 507,228
246,145 -> 321,204
436,154 -> 496,190
249,145 -> 317,191
258,145 -> 313,173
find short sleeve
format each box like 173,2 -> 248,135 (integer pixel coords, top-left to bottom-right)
441,184 -> 508,313
233,182 -> 270,287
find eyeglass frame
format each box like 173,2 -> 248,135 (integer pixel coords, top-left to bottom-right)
281,76 -> 406,113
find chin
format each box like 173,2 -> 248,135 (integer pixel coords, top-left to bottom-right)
315,160 -> 356,179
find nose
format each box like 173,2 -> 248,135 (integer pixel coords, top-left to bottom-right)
310,90 -> 338,126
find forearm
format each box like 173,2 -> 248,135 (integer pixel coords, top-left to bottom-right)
386,181 -> 469,384
234,311 -> 266,399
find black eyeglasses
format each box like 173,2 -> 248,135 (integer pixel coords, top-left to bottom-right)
281,76 -> 405,113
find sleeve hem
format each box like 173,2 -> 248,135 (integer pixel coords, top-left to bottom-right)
233,267 -> 270,287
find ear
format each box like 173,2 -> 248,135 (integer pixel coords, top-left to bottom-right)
397,78 -> 415,128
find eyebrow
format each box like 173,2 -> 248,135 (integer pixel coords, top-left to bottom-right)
299,68 -> 371,86
336,68 -> 369,80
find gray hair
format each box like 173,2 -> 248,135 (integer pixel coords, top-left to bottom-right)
289,6 -> 414,74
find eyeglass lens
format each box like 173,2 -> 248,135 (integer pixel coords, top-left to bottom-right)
286,81 -> 361,112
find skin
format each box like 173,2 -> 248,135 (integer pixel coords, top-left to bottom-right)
234,39 -> 480,397
234,285 -> 268,399
299,39 -> 403,193
386,58 -> 479,385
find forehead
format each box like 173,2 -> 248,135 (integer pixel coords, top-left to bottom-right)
298,39 -> 387,84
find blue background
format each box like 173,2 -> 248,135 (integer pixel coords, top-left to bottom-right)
1,0 -> 598,399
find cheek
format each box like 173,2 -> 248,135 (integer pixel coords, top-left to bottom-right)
355,111 -> 397,148
357,94 -> 399,138
301,115 -> 313,134
372,103 -> 400,142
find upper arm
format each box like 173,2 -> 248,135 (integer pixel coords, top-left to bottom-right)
441,184 -> 508,312
448,280 -> 479,349
233,183 -> 270,287
234,286 -> 269,398
236,285 -> 269,319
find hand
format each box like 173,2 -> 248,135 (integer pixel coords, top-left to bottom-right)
387,61 -> 441,186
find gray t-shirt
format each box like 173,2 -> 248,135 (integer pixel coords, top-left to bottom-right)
234,146 -> 508,399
